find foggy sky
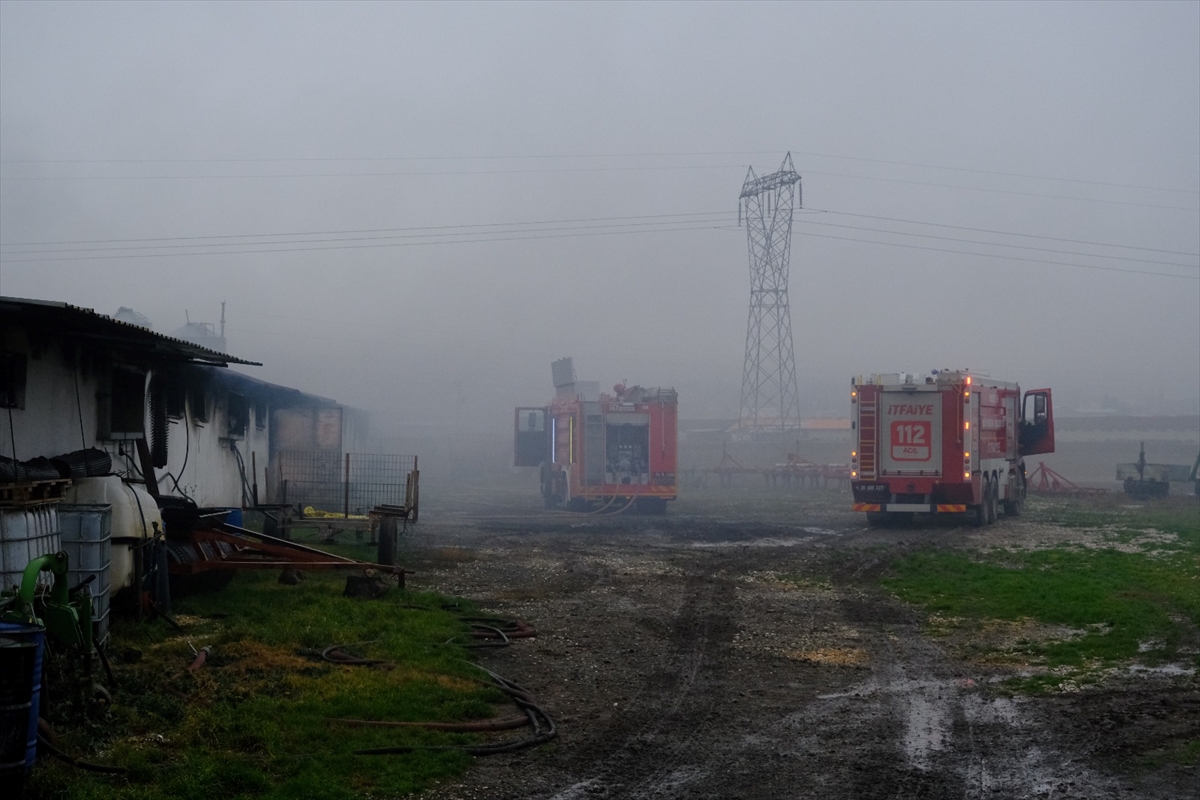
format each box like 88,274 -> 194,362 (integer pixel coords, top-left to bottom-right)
2,0 -> 1198,435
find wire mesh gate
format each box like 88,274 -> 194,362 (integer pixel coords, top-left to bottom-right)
276,452 -> 416,516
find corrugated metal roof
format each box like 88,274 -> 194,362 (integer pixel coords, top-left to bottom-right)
1,296 -> 261,366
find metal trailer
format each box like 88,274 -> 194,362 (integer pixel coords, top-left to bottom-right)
849,370 -> 1055,526
515,358 -> 678,514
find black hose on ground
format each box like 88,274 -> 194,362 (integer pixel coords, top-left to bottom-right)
353,664 -> 557,757
37,732 -> 128,775
317,637 -> 557,757
321,644 -> 390,667
94,640 -> 118,690
448,623 -> 510,649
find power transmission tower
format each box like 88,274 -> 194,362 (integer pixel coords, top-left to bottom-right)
738,153 -> 802,437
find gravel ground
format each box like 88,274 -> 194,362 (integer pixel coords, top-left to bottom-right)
400,485 -> 1198,800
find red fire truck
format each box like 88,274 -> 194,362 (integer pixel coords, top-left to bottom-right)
850,370 -> 1054,525
514,358 -> 678,513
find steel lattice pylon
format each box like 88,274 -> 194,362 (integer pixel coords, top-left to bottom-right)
738,153 -> 802,436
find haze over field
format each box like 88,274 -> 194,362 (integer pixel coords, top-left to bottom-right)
2,1 -> 1197,435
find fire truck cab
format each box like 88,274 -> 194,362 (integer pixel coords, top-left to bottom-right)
850,370 -> 1054,526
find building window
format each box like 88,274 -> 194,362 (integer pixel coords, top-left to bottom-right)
254,399 -> 268,430
164,376 -> 186,419
107,367 -> 146,438
227,393 -> 248,438
189,383 -> 208,423
0,353 -> 27,409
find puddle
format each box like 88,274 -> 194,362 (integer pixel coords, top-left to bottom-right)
1127,663 -> 1195,677
903,694 -> 950,770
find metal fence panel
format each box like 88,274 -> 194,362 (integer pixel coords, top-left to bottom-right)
277,452 -> 415,515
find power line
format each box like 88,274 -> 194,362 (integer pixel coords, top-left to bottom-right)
811,209 -> 1200,257
4,217 -> 1196,281
3,148 -> 1194,195
793,151 -> 1198,196
793,230 -> 1199,281
0,221 -> 735,264
3,162 -> 1192,212
4,209 -> 1193,258
793,219 -> 1198,269
0,215 -> 737,257
0,211 -> 731,248
801,171 -> 1198,212
7,214 -> 1193,273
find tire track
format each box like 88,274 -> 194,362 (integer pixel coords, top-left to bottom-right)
545,568 -> 736,799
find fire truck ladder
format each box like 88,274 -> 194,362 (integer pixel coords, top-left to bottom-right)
857,397 -> 877,478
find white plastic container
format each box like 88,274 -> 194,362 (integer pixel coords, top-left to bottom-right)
63,478 -> 160,592
0,504 -> 60,592
58,504 -> 113,647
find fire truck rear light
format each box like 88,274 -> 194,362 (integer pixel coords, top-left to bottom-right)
964,421 -> 970,430
851,390 -> 857,398
964,391 -> 970,399
964,451 -> 970,458
851,451 -> 857,458
965,376 -> 972,385
964,471 -> 970,479
851,470 -> 858,478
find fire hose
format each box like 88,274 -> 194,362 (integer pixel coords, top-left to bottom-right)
318,633 -> 556,756
350,666 -> 557,756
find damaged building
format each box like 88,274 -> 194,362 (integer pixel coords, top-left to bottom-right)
0,296 -> 365,508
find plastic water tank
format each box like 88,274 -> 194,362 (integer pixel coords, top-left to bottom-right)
58,504 -> 113,647
64,478 -> 161,591
0,505 -> 60,593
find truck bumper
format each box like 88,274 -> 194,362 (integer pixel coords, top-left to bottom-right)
852,503 -> 967,513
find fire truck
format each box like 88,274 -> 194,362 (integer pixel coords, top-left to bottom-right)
514,358 -> 678,513
850,370 -> 1054,525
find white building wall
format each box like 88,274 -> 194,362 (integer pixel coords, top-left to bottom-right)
160,386 -> 271,508
2,330 -> 102,461
6,320 -> 340,511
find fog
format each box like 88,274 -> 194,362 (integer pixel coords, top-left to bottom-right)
2,1 -> 1198,439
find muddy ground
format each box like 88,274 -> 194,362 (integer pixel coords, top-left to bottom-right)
400,483 -> 1197,800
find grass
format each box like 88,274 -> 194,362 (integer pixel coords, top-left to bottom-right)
1035,494 -> 1200,550
26,568 -> 509,800
881,497 -> 1200,691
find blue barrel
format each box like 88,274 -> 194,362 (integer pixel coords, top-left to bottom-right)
224,508 -> 244,528
0,622 -> 45,780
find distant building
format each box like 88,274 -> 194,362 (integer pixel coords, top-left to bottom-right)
113,306 -> 154,329
169,322 -> 226,354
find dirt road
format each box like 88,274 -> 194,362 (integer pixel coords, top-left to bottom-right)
409,487 -> 1197,800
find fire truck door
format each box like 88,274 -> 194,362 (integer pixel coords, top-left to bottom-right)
514,407 -> 550,466
1019,389 -> 1055,455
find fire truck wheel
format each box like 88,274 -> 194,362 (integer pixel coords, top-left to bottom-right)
1003,477 -> 1025,517
983,475 -> 996,525
969,504 -> 985,527
634,498 -> 668,515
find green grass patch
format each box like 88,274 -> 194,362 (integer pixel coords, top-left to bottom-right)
884,546 -> 1199,668
1033,495 -> 1200,552
26,570 -> 505,800
883,497 -> 1200,692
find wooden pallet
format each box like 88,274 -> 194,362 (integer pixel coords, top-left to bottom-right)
0,479 -> 72,506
